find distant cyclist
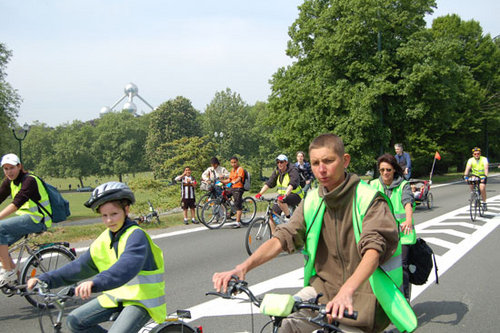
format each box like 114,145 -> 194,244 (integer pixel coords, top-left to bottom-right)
464,147 -> 489,210
255,154 -> 303,222
294,151 -> 314,194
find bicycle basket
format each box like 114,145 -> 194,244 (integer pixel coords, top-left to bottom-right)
200,182 -> 214,192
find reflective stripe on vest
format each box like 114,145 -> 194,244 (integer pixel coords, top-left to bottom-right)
370,179 -> 416,245
276,173 -> 304,198
468,156 -> 487,176
10,175 -> 52,227
90,225 -> 166,323
303,182 -> 402,289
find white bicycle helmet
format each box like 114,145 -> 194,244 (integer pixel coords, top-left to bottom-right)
84,182 -> 135,212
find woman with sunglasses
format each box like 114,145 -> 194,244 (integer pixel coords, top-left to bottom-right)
370,153 -> 416,302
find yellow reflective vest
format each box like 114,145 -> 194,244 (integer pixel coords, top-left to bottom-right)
90,225 -> 166,323
276,173 -> 304,198
10,174 -> 52,227
370,178 -> 416,245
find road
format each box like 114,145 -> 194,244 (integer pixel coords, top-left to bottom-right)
1,177 -> 499,332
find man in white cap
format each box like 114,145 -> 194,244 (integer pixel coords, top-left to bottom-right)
255,154 -> 304,226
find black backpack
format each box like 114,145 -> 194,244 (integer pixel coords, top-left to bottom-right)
408,237 -> 439,285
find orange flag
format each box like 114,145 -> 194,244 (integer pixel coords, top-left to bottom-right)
435,151 -> 441,160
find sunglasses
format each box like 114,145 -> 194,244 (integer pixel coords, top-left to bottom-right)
277,160 -> 286,164
379,168 -> 393,173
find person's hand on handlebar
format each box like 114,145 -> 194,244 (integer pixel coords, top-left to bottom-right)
27,277 -> 41,290
325,287 -> 355,323
255,193 -> 262,200
213,267 -> 245,294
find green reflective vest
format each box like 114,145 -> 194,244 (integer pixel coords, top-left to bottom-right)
90,225 -> 166,323
370,179 -> 416,245
276,172 -> 304,198
10,174 -> 52,227
303,182 -> 417,332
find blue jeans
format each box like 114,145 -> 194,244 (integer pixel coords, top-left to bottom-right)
66,298 -> 151,333
0,214 -> 47,245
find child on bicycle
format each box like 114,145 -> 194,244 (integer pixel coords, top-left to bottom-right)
28,182 -> 166,333
0,153 -> 50,286
175,166 -> 198,225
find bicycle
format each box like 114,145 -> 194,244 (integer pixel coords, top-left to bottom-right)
28,282 -> 202,333
245,196 -> 291,256
135,200 -> 161,224
466,176 -> 485,221
196,181 -> 220,223
200,185 -> 256,229
206,276 -> 357,333
1,232 -> 76,308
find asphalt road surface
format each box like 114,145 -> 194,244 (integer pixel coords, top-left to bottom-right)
1,176 -> 500,332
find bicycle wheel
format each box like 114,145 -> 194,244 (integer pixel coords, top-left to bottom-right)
38,306 -> 58,333
478,195 -> 485,217
245,217 -> 272,256
201,199 -> 227,229
426,193 -> 434,210
469,192 -> 477,221
240,197 -> 257,225
149,321 -> 197,333
21,246 -> 76,308
196,193 -> 212,223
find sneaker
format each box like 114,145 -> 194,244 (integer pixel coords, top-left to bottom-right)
0,270 -> 17,287
191,218 -> 199,224
483,203 -> 488,211
233,222 -> 242,229
183,219 -> 189,225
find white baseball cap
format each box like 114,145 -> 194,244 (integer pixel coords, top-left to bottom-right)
1,153 -> 21,167
276,154 -> 288,162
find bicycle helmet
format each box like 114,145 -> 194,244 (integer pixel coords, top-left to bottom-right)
84,181 -> 135,212
472,147 -> 481,153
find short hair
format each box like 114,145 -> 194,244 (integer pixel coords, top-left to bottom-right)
296,151 -> 306,158
230,156 -> 239,161
377,153 -> 404,177
210,157 -> 219,165
394,143 -> 403,150
184,166 -> 191,171
309,133 -> 345,157
96,199 -> 130,214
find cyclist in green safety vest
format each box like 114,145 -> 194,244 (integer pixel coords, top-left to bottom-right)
0,153 -> 50,287
213,134 -> 417,333
464,147 -> 489,211
370,153 -> 416,301
28,182 -> 166,332
255,154 -> 303,226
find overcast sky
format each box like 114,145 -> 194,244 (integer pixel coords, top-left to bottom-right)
1,0 -> 499,127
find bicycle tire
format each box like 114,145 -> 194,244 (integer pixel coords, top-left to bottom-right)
426,192 -> 434,209
240,197 -> 257,225
38,305 -> 58,333
201,199 -> 227,229
469,192 -> 477,221
245,217 -> 272,256
21,246 -> 76,308
477,195 -> 485,217
196,193 -> 212,223
149,321 -> 197,333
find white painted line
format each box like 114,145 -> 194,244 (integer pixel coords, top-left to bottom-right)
416,229 -> 472,239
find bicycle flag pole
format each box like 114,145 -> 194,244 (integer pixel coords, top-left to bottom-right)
429,151 -> 441,181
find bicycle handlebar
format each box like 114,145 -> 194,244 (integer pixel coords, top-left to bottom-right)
206,276 -> 357,331
21,281 -> 75,303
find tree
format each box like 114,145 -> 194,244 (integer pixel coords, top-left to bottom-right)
93,112 -> 148,182
202,88 -> 257,161
267,0 -> 436,173
0,43 -> 22,154
145,96 -> 201,177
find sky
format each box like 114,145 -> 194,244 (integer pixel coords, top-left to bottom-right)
1,0 -> 499,127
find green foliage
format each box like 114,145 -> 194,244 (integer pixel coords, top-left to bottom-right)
145,96 -> 201,177
0,43 -> 21,154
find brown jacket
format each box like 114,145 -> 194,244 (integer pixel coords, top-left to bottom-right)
274,173 -> 399,332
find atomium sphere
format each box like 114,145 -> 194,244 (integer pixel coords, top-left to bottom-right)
123,101 -> 137,114
100,106 -> 111,116
124,82 -> 138,96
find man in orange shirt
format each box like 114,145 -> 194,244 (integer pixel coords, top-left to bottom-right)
222,156 -> 245,228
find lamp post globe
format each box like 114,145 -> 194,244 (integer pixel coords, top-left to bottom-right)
11,122 -> 30,163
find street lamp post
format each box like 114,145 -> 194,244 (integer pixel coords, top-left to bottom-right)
11,123 -> 30,163
214,131 -> 224,158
